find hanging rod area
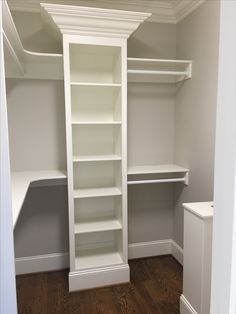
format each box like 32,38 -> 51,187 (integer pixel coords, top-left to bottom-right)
127,164 -> 189,186
128,177 -> 186,185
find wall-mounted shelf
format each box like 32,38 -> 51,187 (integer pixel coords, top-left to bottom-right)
128,164 -> 189,185
2,1 -> 63,80
11,170 -> 67,228
127,58 -> 192,83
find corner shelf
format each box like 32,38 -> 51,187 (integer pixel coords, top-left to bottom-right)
128,164 -> 189,185
11,170 -> 67,228
127,58 -> 192,83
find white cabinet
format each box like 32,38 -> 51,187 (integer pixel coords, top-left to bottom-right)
180,202 -> 213,314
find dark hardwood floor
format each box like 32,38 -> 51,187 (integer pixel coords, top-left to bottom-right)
16,255 -> 182,314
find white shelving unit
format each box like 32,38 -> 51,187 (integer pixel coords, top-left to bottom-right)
128,58 -> 192,83
40,2 -> 150,291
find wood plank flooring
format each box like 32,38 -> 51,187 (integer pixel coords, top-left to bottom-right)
16,255 -> 182,314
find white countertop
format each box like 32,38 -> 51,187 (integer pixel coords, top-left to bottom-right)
183,201 -> 213,219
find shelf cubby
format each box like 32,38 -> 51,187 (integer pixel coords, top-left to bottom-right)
71,84 -> 121,123
73,160 -> 122,190
74,196 -> 122,234
72,124 -> 121,158
74,230 -> 123,271
70,44 -> 121,84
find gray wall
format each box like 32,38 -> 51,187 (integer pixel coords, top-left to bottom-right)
173,1 -> 220,246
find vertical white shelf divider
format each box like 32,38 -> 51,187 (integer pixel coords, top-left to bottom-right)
41,3 -> 150,291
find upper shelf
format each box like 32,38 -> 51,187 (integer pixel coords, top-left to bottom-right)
127,58 -> 192,83
128,164 -> 189,185
3,1 -> 192,83
11,170 -> 67,228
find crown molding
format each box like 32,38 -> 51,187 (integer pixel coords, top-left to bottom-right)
40,3 -> 151,39
7,0 -> 205,24
172,0 -> 206,22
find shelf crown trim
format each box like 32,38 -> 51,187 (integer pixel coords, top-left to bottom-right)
40,3 -> 151,39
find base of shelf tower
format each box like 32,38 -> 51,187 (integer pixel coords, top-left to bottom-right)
69,264 -> 130,291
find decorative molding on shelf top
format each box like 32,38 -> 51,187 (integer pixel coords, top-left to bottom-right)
7,0 -> 206,24
40,3 -> 151,39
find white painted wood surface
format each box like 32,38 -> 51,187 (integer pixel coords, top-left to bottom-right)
128,58 -> 192,83
0,1 -> 17,312
11,170 -> 66,228
181,202 -> 213,314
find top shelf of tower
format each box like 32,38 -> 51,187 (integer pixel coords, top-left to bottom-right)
127,58 -> 192,83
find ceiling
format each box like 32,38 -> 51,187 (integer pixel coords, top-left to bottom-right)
7,0 -> 205,23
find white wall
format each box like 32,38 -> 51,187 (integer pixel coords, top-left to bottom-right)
6,79 -> 66,171
174,1 -> 220,246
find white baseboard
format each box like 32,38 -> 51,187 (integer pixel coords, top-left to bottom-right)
180,295 -> 197,314
69,264 -> 130,291
171,240 -> 183,265
128,239 -> 172,259
15,252 -> 69,275
15,239 -> 183,275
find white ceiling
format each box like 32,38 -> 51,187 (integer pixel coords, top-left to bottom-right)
7,0 -> 205,23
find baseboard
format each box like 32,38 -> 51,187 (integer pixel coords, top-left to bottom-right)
180,295 -> 197,314
15,239 -> 183,275
128,239 -> 172,259
15,252 -> 69,275
171,240 -> 183,265
69,264 -> 130,291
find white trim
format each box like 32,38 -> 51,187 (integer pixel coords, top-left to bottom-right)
69,264 -> 130,291
128,239 -> 172,259
180,295 -> 198,314
7,0 -> 205,24
15,252 -> 69,275
15,239 -> 183,275
40,3 -> 151,39
171,240 -> 183,265
172,0 -> 206,23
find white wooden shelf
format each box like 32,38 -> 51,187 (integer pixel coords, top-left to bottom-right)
73,155 -> 122,162
128,164 -> 188,175
71,121 -> 122,125
73,187 -> 122,199
70,82 -> 122,87
127,58 -> 192,83
74,218 -> 122,234
75,247 -> 123,270
11,170 -> 67,228
128,164 -> 189,185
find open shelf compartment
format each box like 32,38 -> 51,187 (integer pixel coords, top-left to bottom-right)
73,160 -> 122,198
72,124 -> 121,159
70,44 -> 121,84
74,196 -> 122,234
71,84 -> 121,123
75,230 -> 124,271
